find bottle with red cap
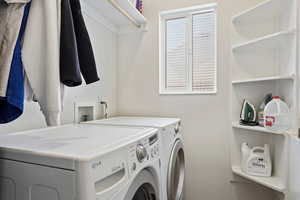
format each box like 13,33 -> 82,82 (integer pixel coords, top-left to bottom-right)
264,96 -> 291,132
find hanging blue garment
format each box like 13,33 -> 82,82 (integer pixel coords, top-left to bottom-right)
0,3 -> 31,124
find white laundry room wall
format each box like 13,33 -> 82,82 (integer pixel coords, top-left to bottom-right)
0,0 -> 287,200
116,0 -> 276,200
0,13 -> 118,134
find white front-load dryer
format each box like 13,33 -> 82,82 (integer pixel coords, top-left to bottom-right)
0,124 -> 162,200
85,117 -> 185,200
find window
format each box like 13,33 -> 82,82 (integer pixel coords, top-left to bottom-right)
159,4 -> 217,94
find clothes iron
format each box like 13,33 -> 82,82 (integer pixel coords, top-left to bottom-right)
240,99 -> 258,126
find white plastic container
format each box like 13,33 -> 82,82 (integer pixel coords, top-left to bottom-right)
264,96 -> 291,132
241,143 -> 272,177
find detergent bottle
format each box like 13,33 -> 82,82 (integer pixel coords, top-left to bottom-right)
247,144 -> 272,177
241,143 -> 272,177
264,96 -> 291,132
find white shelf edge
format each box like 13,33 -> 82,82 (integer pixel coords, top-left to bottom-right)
232,0 -> 278,24
232,165 -> 286,193
232,122 -> 288,135
232,29 -> 296,52
232,74 -> 295,84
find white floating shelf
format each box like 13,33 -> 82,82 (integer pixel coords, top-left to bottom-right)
232,29 -> 296,52
232,165 -> 286,193
232,74 -> 295,84
232,0 -> 281,24
83,0 -> 147,32
232,122 -> 288,135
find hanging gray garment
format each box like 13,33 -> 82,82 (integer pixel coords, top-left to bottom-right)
0,0 -> 30,97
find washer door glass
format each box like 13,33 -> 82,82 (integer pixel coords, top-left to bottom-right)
125,170 -> 158,200
167,139 -> 185,200
132,183 -> 156,200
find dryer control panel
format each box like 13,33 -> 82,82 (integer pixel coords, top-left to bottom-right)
128,133 -> 160,174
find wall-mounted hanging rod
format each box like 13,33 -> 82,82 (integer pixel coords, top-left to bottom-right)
107,0 -> 141,28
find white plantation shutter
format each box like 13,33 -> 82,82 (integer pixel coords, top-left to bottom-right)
165,18 -> 188,90
192,11 -> 216,92
160,5 -> 217,94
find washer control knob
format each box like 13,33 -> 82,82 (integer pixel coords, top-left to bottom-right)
136,144 -> 147,163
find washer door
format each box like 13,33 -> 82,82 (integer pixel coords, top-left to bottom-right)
125,170 -> 159,200
167,139 -> 185,200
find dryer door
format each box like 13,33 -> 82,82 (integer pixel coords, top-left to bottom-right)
167,139 -> 185,200
124,170 -> 158,200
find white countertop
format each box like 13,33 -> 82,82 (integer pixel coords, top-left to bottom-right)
0,124 -> 156,161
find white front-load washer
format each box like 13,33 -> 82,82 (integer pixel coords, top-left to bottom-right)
0,124 -> 162,200
85,117 -> 185,200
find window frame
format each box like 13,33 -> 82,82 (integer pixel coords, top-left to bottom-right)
159,4 -> 217,95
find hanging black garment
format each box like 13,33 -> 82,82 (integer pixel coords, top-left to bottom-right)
60,0 -> 99,87
70,0 -> 99,84
60,0 -> 82,87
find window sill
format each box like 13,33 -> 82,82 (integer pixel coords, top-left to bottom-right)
159,90 -> 217,95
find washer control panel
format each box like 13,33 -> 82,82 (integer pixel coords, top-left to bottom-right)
128,133 -> 160,174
